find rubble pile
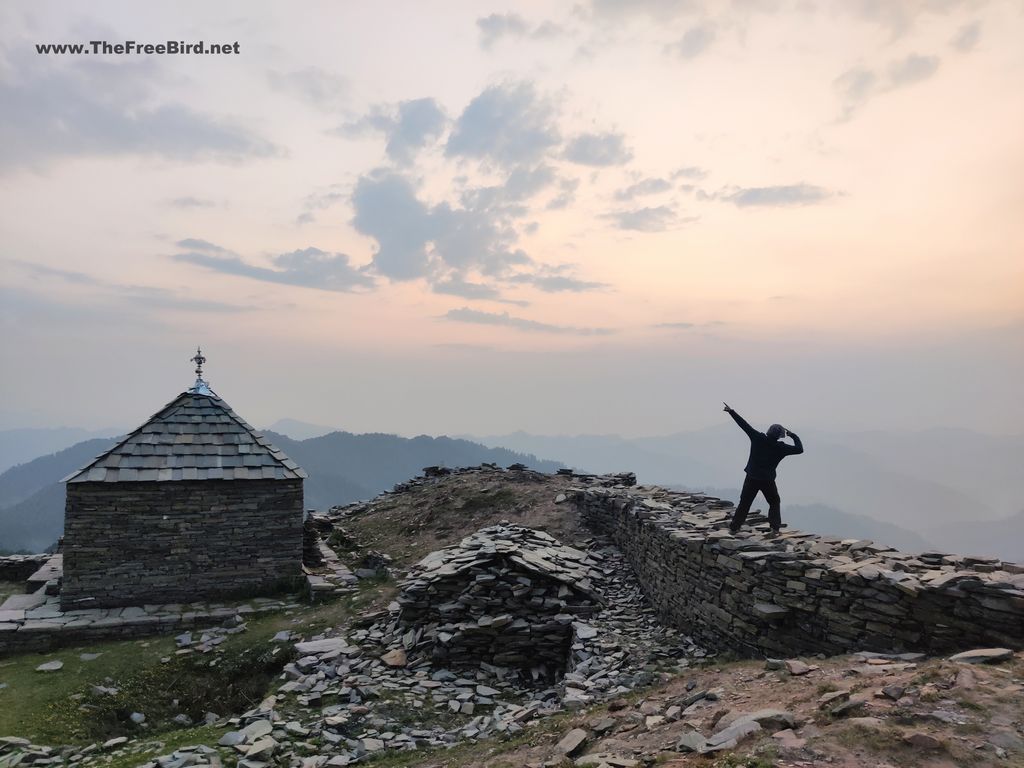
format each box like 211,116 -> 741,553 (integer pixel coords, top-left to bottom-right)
395,524 -> 602,676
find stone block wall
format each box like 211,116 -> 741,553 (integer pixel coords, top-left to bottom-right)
575,484 -> 1024,658
0,554 -> 50,583
61,479 -> 304,609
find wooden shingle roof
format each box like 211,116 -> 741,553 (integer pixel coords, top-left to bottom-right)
62,391 -> 306,484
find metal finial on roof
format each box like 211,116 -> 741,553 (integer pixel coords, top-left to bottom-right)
188,346 -> 213,396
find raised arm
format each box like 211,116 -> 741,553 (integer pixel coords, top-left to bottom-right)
724,404 -> 758,439
784,429 -> 804,455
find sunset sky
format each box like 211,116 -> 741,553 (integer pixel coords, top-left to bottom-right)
2,0 -> 1022,437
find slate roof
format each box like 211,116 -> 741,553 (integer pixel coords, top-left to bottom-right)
401,524 -> 602,598
63,391 -> 307,484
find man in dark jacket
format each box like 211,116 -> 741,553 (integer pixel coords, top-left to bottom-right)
722,402 -> 803,535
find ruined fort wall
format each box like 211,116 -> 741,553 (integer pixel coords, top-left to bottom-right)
575,485 -> 1024,657
61,479 -> 304,609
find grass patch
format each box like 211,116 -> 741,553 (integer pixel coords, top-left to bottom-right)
0,587 -> 388,745
94,725 -> 225,768
0,581 -> 23,603
712,753 -> 778,768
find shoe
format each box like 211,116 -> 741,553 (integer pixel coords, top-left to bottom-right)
728,527 -> 741,535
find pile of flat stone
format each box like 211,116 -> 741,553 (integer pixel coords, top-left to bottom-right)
395,524 -> 602,675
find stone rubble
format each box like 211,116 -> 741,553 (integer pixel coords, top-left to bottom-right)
2,466 -> 1022,768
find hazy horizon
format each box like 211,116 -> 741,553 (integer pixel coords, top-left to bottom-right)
2,1 -> 1022,438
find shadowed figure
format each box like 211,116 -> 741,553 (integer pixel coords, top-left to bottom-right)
722,403 -> 804,534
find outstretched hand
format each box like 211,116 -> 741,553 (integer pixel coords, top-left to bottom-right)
722,401 -> 733,413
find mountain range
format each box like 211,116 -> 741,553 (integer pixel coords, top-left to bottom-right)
2,420 -> 1021,562
467,425 -> 1024,561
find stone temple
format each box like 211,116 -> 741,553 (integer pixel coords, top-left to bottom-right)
59,349 -> 307,610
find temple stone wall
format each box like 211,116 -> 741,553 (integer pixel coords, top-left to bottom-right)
574,484 -> 1024,658
61,479 -> 304,609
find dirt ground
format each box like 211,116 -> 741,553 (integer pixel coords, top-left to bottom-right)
339,469 -> 590,566
446,652 -> 1024,768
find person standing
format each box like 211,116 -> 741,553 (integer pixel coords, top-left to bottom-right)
722,402 -> 804,535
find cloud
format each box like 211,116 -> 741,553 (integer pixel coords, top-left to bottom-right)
951,21 -> 981,52
9,260 -> 254,313
477,13 -> 530,48
547,177 -> 580,210
351,168 -> 531,281
174,242 -> 374,292
564,131 -> 633,166
476,13 -> 566,48
841,0 -> 976,38
432,277 -> 530,306
834,66 -> 879,120
667,22 -> 716,59
446,82 -> 561,169
267,66 -> 349,110
834,54 -> 940,119
443,307 -> 613,335
506,273 -> 607,292
169,197 -> 217,209
603,205 -> 678,231
351,171 -> 436,280
653,320 -> 726,329
586,0 -> 700,21
297,185 -> 348,225
339,98 -> 447,166
720,183 -> 832,207
887,54 -> 940,88
432,277 -> 504,300
672,166 -> 708,180
0,53 -> 276,173
654,321 -> 695,329
615,177 -> 672,200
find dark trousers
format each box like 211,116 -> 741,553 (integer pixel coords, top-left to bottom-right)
730,473 -> 781,531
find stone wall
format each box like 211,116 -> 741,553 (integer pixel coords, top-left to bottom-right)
574,483 -> 1024,658
62,479 -> 304,609
0,554 -> 50,583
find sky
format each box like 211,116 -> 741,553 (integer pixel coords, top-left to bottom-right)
1,0 -> 1022,438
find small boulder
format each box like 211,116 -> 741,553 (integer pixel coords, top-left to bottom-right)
903,732 -> 943,749
948,648 -> 1014,665
676,730 -> 707,753
785,659 -> 811,676
380,648 -> 407,667
772,728 -> 807,749
555,728 -> 588,757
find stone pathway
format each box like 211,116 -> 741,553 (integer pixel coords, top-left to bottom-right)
0,590 -> 302,655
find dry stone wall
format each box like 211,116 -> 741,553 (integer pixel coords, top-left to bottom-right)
0,554 -> 49,582
62,479 -> 304,609
574,482 -> 1024,658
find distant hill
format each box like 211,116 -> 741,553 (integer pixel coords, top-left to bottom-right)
264,419 -> 341,441
0,427 -> 120,474
0,430 -> 563,553
0,438 -> 119,508
472,426 -> 1022,529
263,431 -> 562,510
930,511 -> 1024,562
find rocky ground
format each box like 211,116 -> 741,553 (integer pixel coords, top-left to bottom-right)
1,466 -> 1022,768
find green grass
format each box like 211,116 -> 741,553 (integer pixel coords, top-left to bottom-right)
0,581 -> 22,603
95,725 -> 225,768
0,586 -> 386,745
